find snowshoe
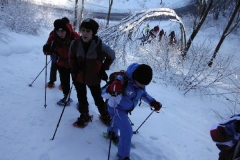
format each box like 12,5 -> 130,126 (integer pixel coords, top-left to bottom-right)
57,97 -> 73,106
103,132 -> 135,149
116,154 -> 131,160
99,115 -> 112,126
58,84 -> 62,90
73,114 -> 93,128
103,131 -> 119,144
46,81 -> 55,88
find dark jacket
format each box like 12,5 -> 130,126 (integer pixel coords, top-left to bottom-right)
70,36 -> 115,86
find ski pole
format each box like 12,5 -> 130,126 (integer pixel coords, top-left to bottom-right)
44,55 -> 48,108
133,109 -> 155,134
28,59 -> 51,87
128,116 -> 134,126
108,116 -> 115,160
232,140 -> 240,160
51,82 -> 74,140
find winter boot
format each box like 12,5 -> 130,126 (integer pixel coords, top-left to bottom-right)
46,81 -> 55,88
58,84 -> 62,90
73,113 -> 93,128
57,96 -> 73,106
116,154 -> 130,160
108,131 -> 119,144
99,114 -> 112,126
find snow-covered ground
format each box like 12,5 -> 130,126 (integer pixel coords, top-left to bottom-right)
32,0 -> 189,12
0,0 -> 239,160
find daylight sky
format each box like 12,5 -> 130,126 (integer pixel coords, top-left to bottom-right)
0,0 -> 237,160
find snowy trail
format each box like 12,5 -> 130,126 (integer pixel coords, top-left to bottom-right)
0,30 -> 222,159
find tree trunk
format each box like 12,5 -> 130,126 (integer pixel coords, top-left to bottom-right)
106,0 -> 113,27
79,0 -> 84,27
73,0 -> 78,31
182,0 -> 214,58
78,0 -> 84,33
208,0 -> 240,67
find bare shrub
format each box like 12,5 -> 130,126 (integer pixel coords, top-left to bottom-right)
0,1 -> 41,35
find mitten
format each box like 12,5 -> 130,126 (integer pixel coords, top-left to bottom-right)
101,70 -> 108,82
100,65 -> 108,82
43,44 -> 51,55
150,101 -> 162,111
108,80 -> 124,96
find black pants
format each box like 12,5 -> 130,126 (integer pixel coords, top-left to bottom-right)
57,66 -> 71,96
218,145 -> 240,160
49,62 -> 58,82
74,82 -> 108,116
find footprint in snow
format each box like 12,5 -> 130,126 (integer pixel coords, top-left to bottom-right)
149,135 -> 159,140
38,153 -> 50,160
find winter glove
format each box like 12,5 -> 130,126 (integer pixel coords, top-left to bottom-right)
43,44 -> 51,55
101,70 -> 108,82
108,80 -> 124,96
100,65 -> 108,82
150,101 -> 162,111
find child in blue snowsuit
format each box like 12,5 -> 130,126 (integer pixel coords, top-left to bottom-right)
102,63 -> 162,160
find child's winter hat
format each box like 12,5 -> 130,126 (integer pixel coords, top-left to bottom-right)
80,18 -> 99,35
133,64 -> 153,85
62,17 -> 70,24
154,26 -> 159,32
54,19 -> 68,31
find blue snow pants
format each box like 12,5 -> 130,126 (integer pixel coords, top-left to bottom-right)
107,108 -> 133,159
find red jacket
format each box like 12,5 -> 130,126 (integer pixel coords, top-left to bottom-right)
45,23 -> 80,68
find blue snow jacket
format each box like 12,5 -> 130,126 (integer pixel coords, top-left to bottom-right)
102,63 -> 156,159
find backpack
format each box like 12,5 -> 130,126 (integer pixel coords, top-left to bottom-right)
101,70 -> 129,92
210,114 -> 240,143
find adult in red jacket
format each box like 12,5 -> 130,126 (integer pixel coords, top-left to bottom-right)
43,18 -> 80,105
210,115 -> 240,160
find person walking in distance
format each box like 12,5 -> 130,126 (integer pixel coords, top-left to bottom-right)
158,29 -> 165,42
168,31 -> 176,45
69,18 -> 115,127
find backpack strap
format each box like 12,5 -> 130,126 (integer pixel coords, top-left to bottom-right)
71,39 -> 79,54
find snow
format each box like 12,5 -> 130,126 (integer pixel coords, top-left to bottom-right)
32,0 -> 189,12
0,0 -> 238,160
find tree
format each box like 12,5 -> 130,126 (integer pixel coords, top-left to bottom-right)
99,8 -> 186,64
1,0 -> 8,10
106,0 -> 113,27
78,0 -> 85,33
182,0 -> 214,58
73,0 -> 78,31
212,0 -> 231,20
208,0 -> 240,67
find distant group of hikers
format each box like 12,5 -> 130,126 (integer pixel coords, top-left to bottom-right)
127,24 -> 177,45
